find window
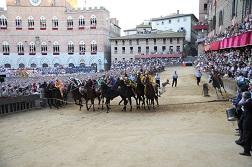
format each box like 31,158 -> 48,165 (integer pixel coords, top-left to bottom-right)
90,15 -> 97,29
114,47 -> 117,54
154,46 -> 157,53
16,16 -> 22,30
41,42 -> 47,55
169,46 -> 173,53
146,46 -> 149,54
17,42 -> 24,55
79,41 -> 85,55
115,40 -> 118,45
28,16 -> 34,30
29,42 -> 36,55
169,20 -> 171,24
122,47 -> 125,54
183,17 -> 187,22
40,16 -> 46,30
162,46 -> 166,52
176,46 -> 181,52
52,16 -> 58,30
204,3 -> 208,11
177,38 -> 180,44
163,38 -> 166,44
177,19 -> 180,22
130,47 -> 133,54
2,41 -> 9,55
138,47 -> 141,54
245,0 -> 252,15
122,40 -> 125,45
146,39 -> 149,45
162,21 -> 164,25
170,38 -> 173,44
219,10 -> 224,26
67,16 -> 73,30
0,15 -> 7,29
53,41 -> 60,55
129,40 -> 132,45
79,15 -> 85,29
91,40 -> 97,54
136,39 -> 139,45
68,41 -> 74,55
153,39 -> 156,45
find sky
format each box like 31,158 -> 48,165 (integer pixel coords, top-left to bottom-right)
0,0 -> 199,31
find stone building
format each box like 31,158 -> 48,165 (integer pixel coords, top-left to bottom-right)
207,0 -> 252,36
0,0 -> 120,70
110,28 -> 185,61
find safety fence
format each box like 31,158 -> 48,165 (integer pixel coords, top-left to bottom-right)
0,95 -> 41,116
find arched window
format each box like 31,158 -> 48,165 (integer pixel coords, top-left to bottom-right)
19,63 -> 25,68
28,16 -> 34,30
16,16 -> 22,29
4,64 -> 11,68
42,63 -> 48,68
90,15 -> 97,29
2,41 -> 9,55
0,15 -> 8,29
40,16 -> 46,30
52,16 -> 58,30
30,63 -> 37,68
91,40 -> 97,54
17,42 -> 24,55
41,42 -> 47,55
79,41 -> 85,55
79,15 -> 85,29
67,16 -> 73,30
53,41 -> 59,55
68,41 -> 74,54
29,42 -> 36,55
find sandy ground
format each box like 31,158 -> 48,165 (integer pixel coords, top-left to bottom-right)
0,66 -> 252,167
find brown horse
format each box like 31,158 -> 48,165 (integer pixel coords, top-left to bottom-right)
144,76 -> 159,110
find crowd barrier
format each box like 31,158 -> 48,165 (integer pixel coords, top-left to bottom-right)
0,95 -> 41,116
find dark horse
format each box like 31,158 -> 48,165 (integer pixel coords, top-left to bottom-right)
209,73 -> 226,97
116,79 -> 137,111
45,82 -> 63,109
68,81 -> 85,111
144,77 -> 159,110
136,75 -> 145,109
83,79 -> 101,111
100,81 -> 120,113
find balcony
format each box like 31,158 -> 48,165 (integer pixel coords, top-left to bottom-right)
193,24 -> 208,31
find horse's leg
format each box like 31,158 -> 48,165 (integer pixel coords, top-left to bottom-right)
79,99 -> 82,111
119,99 -> 123,105
152,99 -> 155,110
155,96 -> 159,107
86,99 -> 90,111
122,98 -> 127,111
97,96 -> 101,109
101,96 -> 104,110
146,98 -> 150,110
106,98 -> 110,113
129,97 -> 132,111
219,88 -> 223,97
142,96 -> 146,110
92,98 -> 95,112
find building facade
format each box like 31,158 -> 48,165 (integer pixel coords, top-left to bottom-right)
150,11 -> 198,43
0,0 -> 120,70
208,0 -> 252,36
199,0 -> 209,22
110,31 -> 185,62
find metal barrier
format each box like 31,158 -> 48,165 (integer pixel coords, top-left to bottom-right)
0,95 -> 40,116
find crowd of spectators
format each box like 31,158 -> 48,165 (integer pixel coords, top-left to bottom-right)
195,47 -> 252,79
0,58 -> 181,98
205,16 -> 252,43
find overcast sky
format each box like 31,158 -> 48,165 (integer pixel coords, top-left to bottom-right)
0,0 -> 199,31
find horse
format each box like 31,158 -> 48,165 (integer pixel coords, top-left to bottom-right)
209,73 -> 226,97
116,79 -> 137,111
136,75 -> 145,109
100,81 -> 120,113
68,81 -> 85,111
45,82 -> 63,109
143,77 -> 159,110
83,79 -> 101,111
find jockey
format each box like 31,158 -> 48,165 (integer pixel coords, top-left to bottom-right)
55,79 -> 64,97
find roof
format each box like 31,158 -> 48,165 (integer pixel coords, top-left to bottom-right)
124,28 -> 137,32
110,31 -> 185,40
136,23 -> 152,28
151,14 -> 198,22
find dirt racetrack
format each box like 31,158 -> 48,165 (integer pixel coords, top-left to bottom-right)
0,66 -> 252,167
